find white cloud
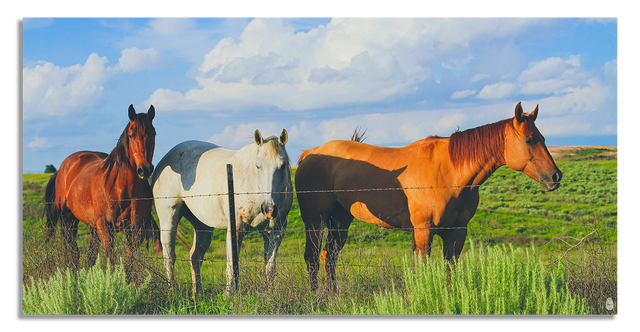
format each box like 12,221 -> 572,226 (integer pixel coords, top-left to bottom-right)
207,123 -> 286,149
517,55 -> 589,95
149,18 -> 197,35
471,73 -> 490,82
399,122 -> 421,141
535,117 -> 593,136
146,18 -> 542,112
476,81 -> 517,99
600,124 -> 617,135
436,113 -> 468,130
23,53 -> 115,118
24,48 -> 162,118
27,136 -> 51,150
520,79 -> 574,95
451,89 -> 476,99
117,47 -> 159,73
518,57 -> 568,82
604,58 -> 617,79
532,79 -> 611,114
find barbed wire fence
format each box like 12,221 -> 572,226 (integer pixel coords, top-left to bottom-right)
23,167 -> 617,313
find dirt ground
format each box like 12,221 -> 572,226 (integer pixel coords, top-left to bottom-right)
547,146 -> 617,161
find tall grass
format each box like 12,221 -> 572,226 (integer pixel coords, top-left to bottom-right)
23,256 -> 150,315
353,242 -> 591,315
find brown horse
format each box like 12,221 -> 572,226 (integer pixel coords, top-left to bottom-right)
44,105 -> 160,272
295,102 -> 562,290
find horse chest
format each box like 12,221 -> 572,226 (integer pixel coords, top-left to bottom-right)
435,190 -> 479,227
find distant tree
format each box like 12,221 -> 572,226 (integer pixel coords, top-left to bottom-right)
44,164 -> 57,173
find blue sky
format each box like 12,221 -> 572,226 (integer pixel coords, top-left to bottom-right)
22,18 -> 617,173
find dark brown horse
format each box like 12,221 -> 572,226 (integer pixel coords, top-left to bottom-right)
44,105 -> 160,271
295,102 -> 562,290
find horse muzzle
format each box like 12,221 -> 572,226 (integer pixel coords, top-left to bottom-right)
137,164 -> 154,180
539,170 -> 562,192
261,203 -> 278,220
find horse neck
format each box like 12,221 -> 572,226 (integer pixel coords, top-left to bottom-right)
102,127 -> 137,186
447,119 -> 509,188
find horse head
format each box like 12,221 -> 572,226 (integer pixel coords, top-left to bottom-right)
127,104 -> 156,180
252,129 -> 291,228
504,102 -> 562,191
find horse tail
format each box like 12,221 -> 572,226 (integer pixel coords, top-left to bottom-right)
298,126 -> 368,165
44,172 -> 59,243
351,126 -> 367,143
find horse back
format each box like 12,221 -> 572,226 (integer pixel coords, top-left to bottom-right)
55,151 -> 106,199
296,141 -> 422,229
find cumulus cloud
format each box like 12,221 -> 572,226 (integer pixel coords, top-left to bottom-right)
117,47 -> 159,73
23,53 -> 114,118
436,113 -> 468,130
451,89 -> 476,99
26,136 -> 52,150
146,18 -> 542,112
517,56 -> 588,95
24,48 -> 160,118
471,73 -> 490,82
604,58 -> 617,79
207,123 -> 287,149
476,81 -> 518,99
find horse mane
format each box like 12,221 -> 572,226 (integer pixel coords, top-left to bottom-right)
263,136 -> 291,166
102,122 -> 131,182
448,118 -> 510,169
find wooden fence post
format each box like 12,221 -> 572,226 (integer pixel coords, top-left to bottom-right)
227,164 -> 240,290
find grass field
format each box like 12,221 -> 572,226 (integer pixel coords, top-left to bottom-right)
22,148 -> 617,314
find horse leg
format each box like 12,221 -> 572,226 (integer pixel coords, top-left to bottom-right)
441,228 -> 468,265
124,222 -> 145,284
87,227 -> 101,267
61,212 -> 80,269
155,200 -> 182,287
299,190 -> 334,291
323,204 -> 353,292
412,221 -> 435,261
95,218 -> 116,269
440,228 -> 468,291
188,218 -> 213,299
262,217 -> 287,284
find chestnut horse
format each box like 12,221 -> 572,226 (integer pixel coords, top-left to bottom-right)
44,105 -> 160,272
295,102 -> 562,290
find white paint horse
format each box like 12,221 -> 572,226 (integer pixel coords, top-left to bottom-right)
151,129 -> 293,297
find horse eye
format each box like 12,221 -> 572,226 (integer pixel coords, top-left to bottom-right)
526,137 -> 534,145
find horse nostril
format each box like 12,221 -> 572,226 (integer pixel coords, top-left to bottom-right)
137,167 -> 144,176
552,172 -> 562,183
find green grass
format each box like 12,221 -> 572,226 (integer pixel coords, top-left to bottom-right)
22,158 -> 617,314
23,256 -> 151,315
353,242 -> 590,315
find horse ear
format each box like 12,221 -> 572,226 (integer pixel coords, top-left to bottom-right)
254,130 -> 264,146
529,104 -> 538,122
128,104 -> 136,121
514,102 -> 524,123
279,129 -> 288,145
147,105 -> 155,121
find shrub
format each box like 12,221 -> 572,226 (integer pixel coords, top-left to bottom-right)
353,242 -> 590,315
23,257 -> 150,315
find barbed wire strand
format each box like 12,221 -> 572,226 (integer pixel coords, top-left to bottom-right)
40,178 -> 616,205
